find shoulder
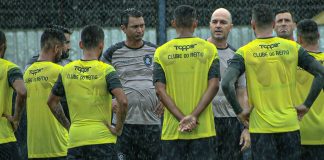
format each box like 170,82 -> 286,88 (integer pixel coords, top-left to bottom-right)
26,54 -> 39,66
102,41 -> 124,60
309,52 -> 324,61
97,61 -> 116,74
143,41 -> 157,49
236,39 -> 259,53
272,37 -> 299,49
1,59 -> 19,70
51,62 -> 63,70
227,44 -> 237,52
62,60 -> 78,70
156,40 -> 173,52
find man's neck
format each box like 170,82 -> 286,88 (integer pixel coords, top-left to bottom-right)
38,50 -> 55,62
176,28 -> 194,38
255,28 -> 273,38
82,49 -> 100,60
207,37 -> 227,49
125,39 -> 143,48
302,43 -> 320,53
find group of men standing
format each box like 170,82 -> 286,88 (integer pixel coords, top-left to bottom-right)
1,4 -> 324,160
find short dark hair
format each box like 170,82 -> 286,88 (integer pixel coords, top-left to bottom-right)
0,30 -> 6,46
275,9 -> 295,22
40,28 -> 66,50
297,19 -> 319,45
173,5 -> 197,28
252,4 -> 274,28
81,25 -> 104,49
120,8 -> 143,26
47,24 -> 73,34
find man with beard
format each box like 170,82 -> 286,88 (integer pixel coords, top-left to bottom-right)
16,26 -> 72,159
101,8 -> 161,160
25,25 -> 73,69
207,8 -> 250,160
23,28 -> 68,159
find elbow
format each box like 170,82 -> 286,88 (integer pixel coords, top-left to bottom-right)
47,100 -> 54,110
47,100 -> 51,108
214,81 -> 219,94
47,96 -> 55,109
17,88 -> 27,100
120,98 -> 128,111
155,89 -> 162,100
155,84 -> 164,100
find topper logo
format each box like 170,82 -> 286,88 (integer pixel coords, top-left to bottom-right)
74,66 -> 91,73
174,44 -> 197,51
29,68 -> 44,75
259,43 -> 280,49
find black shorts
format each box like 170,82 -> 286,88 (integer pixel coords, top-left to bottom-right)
116,124 -> 161,160
0,142 -> 21,160
251,130 -> 301,160
67,143 -> 117,160
301,145 -> 324,160
214,117 -> 243,160
161,137 -> 216,160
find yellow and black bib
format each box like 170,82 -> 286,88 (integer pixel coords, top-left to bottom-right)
295,52 -> 324,145
61,60 -> 116,148
237,37 -> 300,133
0,59 -> 19,144
155,37 -> 218,140
24,61 -> 68,158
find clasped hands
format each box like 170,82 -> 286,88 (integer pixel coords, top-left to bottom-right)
178,115 -> 199,132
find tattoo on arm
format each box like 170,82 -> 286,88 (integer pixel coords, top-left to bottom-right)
50,103 -> 70,130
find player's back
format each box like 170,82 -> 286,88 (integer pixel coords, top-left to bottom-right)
0,58 -> 19,144
295,52 -> 324,145
155,37 -> 218,140
24,61 -> 68,158
237,37 -> 300,133
61,60 -> 116,148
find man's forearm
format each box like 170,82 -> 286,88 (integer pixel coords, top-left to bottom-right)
111,88 -> 128,131
13,92 -> 26,121
115,99 -> 127,130
236,87 -> 249,110
48,94 -> 70,130
303,60 -> 324,108
304,75 -> 324,108
12,79 -> 27,122
191,78 -> 219,118
50,103 -> 70,130
155,82 -> 184,121
221,67 -> 242,114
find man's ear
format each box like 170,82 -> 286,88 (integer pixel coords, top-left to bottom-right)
98,41 -> 104,51
79,41 -> 83,49
171,20 -> 176,28
251,19 -> 256,30
297,35 -> 302,44
121,25 -> 127,33
192,20 -> 198,29
54,44 -> 60,53
0,44 -> 4,58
